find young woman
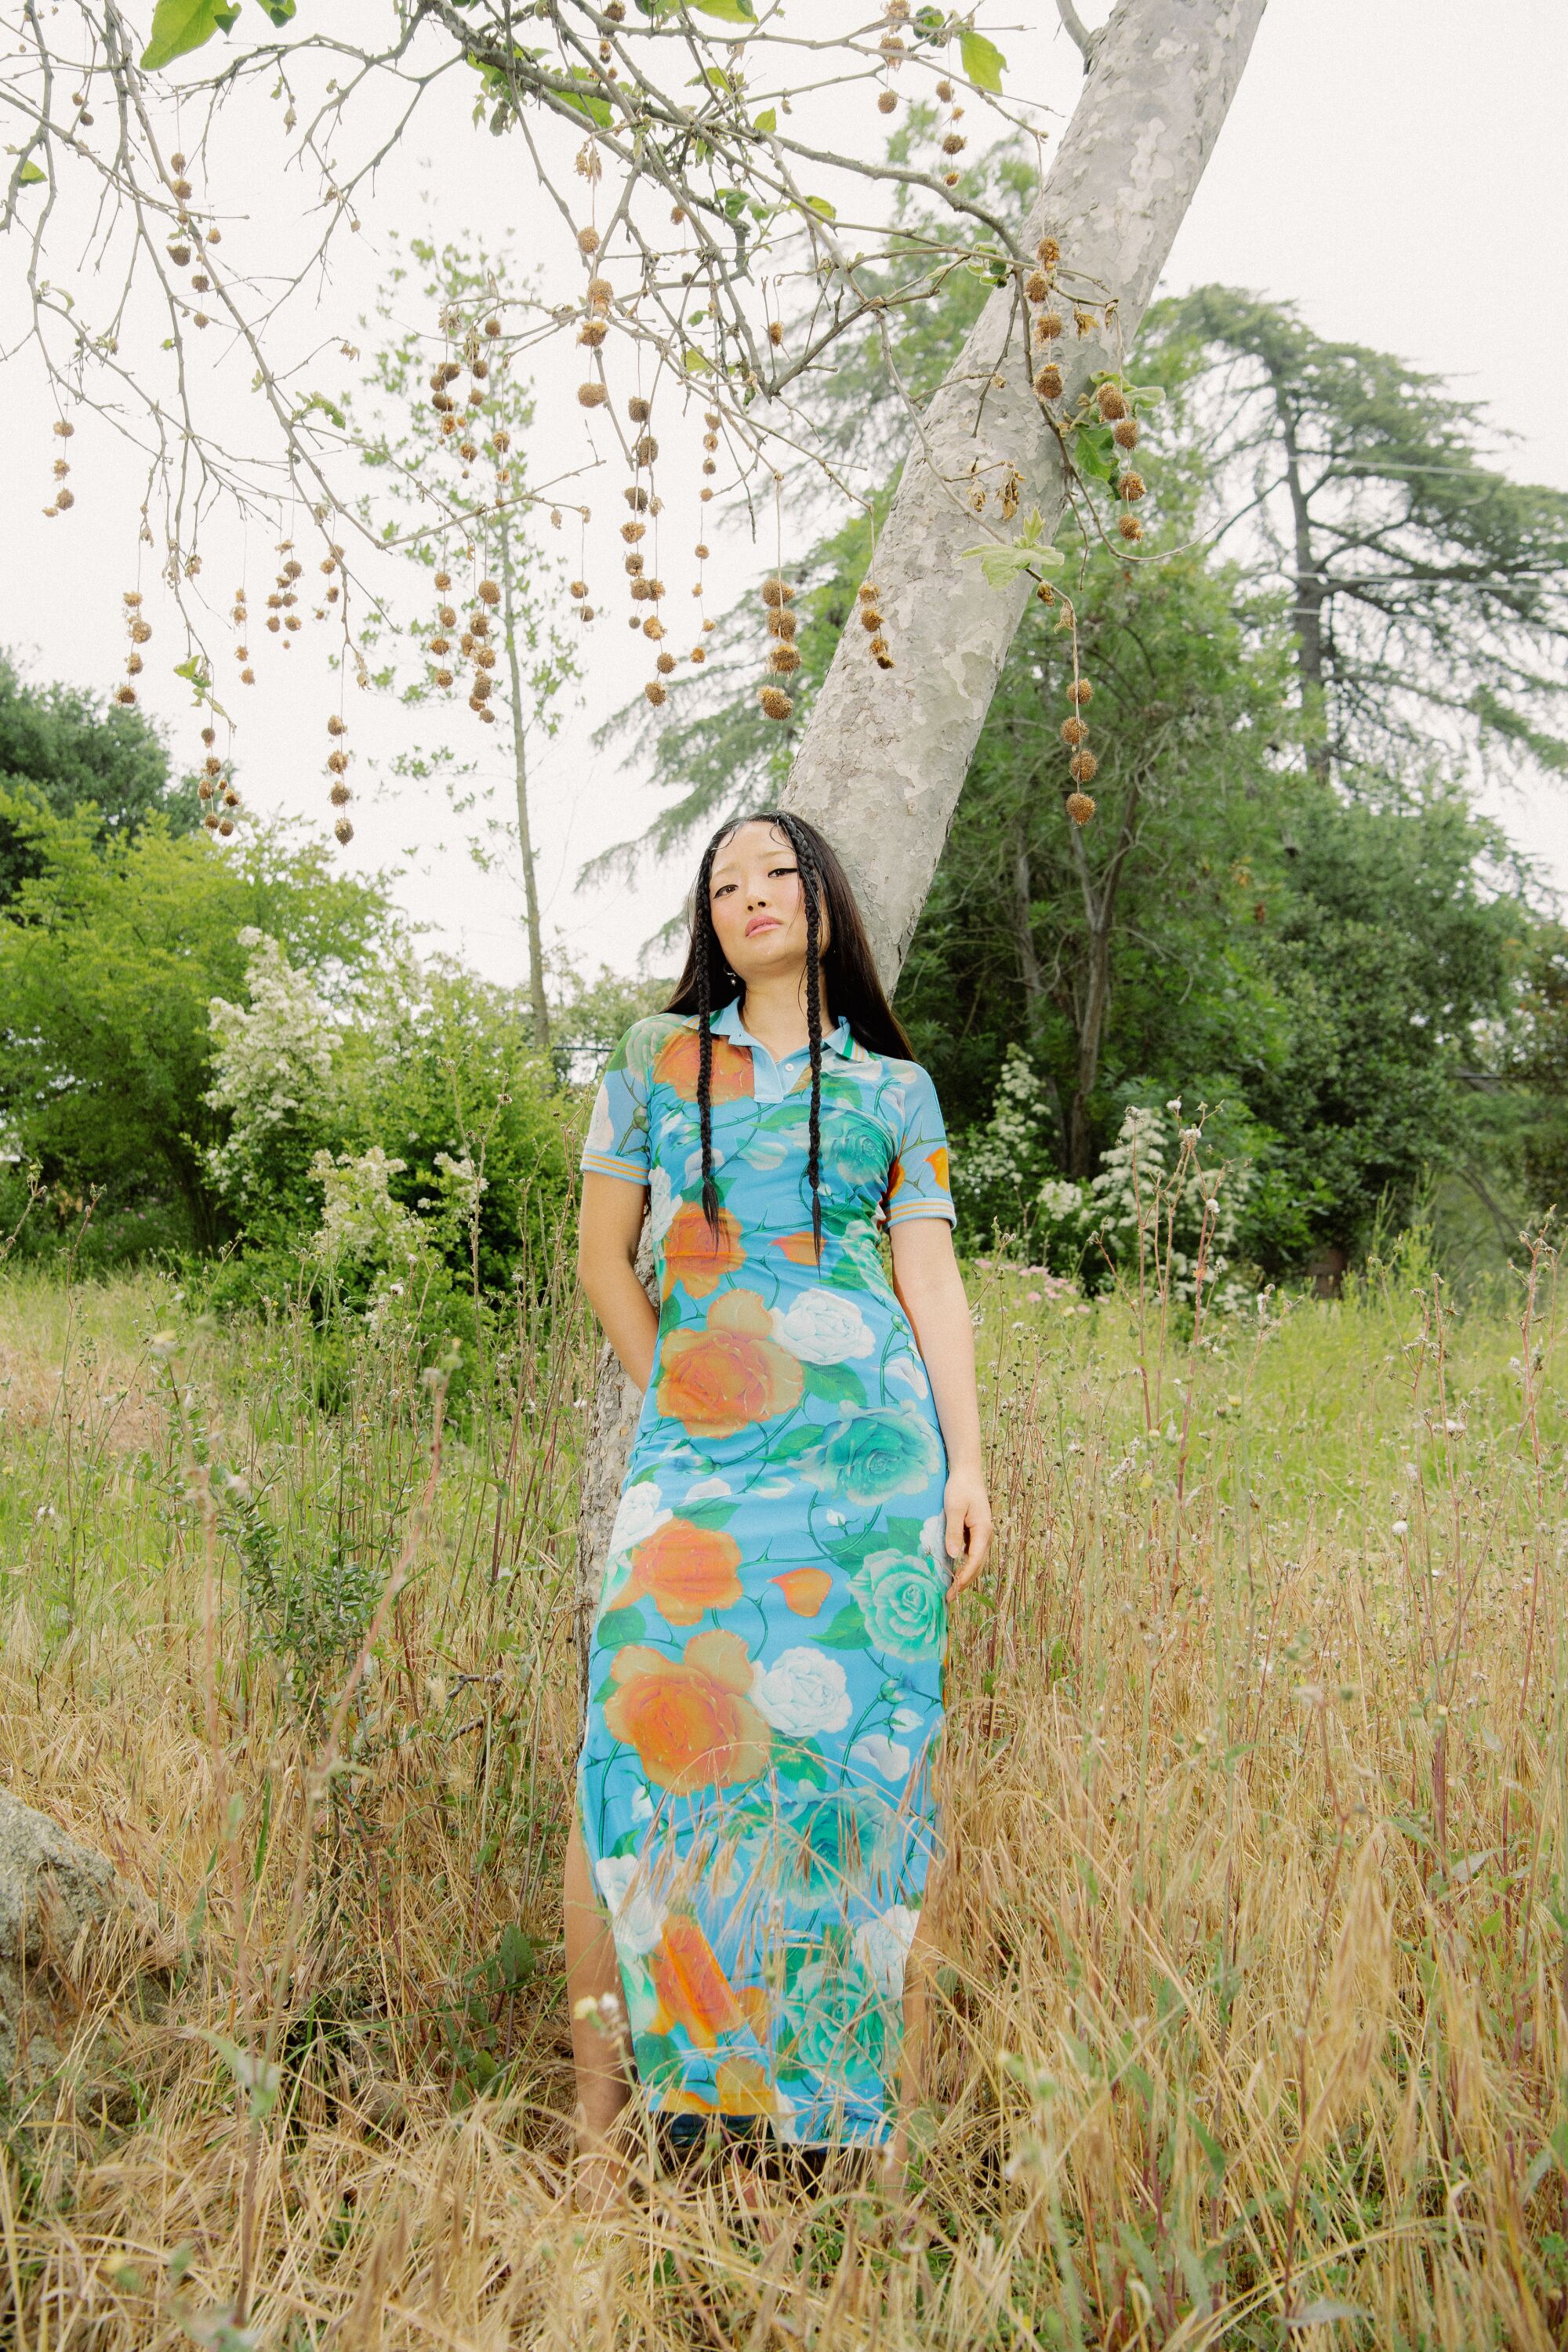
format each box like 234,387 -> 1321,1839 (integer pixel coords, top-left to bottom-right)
566,811 -> 992,2210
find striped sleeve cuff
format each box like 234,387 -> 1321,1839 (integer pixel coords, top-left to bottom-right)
884,1199 -> 957,1228
579,1152 -> 649,1186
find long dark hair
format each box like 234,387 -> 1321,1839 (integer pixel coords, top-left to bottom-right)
666,810 -> 912,1260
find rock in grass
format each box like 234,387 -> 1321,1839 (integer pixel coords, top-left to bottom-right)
0,1787 -> 164,2082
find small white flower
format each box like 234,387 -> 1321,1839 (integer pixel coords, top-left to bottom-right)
1392,1519 -> 1409,1537
772,1287 -> 875,1366
849,1732 -> 912,1781
630,1786 -> 655,1824
891,1705 -> 922,1734
854,1904 -> 920,1998
684,1475 -> 732,1502
608,1480 -> 670,1558
751,1646 -> 852,1737
586,1084 -> 617,1156
593,1855 -> 666,1956
648,1164 -> 676,1244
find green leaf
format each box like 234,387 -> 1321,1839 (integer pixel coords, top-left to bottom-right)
16,161 -> 45,187
557,74 -> 614,130
680,1496 -> 738,1529
805,194 -> 837,223
690,0 -> 756,20
804,1361 -> 867,1410
254,0 -> 295,22
958,28 -> 1006,92
774,1740 -> 829,1785
960,539 -> 1065,592
595,1605 -> 647,1649
683,347 -> 712,376
752,107 -> 777,133
202,2032 -> 281,2122
140,0 -> 240,70
817,1602 -> 871,1650
769,1427 -> 824,1462
1191,2112 -> 1228,2188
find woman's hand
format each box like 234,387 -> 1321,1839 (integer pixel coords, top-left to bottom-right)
942,1465 -> 993,1595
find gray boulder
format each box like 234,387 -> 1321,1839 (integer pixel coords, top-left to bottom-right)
0,1786 -> 165,2081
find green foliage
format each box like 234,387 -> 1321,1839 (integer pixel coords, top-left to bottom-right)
0,802 -> 385,1253
140,0 -> 240,71
0,653 -> 200,906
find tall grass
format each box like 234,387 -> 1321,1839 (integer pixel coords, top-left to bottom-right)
1,1212 -> 1566,2349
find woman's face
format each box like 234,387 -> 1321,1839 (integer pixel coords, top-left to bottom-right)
707,821 -> 828,988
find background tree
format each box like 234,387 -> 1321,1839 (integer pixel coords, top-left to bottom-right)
1142,286 -> 1568,780
0,654 -> 200,905
354,234 -> 576,1047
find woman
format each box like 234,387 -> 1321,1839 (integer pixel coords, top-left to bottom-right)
567,811 -> 991,2209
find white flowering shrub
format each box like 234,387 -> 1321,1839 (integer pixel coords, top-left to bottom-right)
1070,1102 -> 1250,1310
309,1145 -> 453,1337
205,930 -> 338,1223
952,1046 -> 1062,1244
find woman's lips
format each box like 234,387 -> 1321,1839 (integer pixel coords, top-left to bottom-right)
745,916 -> 780,936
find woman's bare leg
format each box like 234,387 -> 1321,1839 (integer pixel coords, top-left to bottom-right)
564,1808 -> 633,2209
882,1910 -> 941,2197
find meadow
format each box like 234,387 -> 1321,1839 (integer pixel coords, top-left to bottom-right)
1,1224 -> 1565,2351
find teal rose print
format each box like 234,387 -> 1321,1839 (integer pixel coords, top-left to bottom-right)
800,1407 -> 942,1504
779,1943 -> 889,2080
849,1546 -> 948,1660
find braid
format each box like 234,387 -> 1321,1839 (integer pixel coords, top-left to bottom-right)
777,813 -> 825,1264
694,841 -> 721,1237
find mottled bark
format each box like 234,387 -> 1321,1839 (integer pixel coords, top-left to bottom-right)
784,0 -> 1269,985
1268,368 -> 1331,777
571,0 -> 1268,1709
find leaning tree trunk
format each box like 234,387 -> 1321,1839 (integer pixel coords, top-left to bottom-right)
571,0 -> 1269,1705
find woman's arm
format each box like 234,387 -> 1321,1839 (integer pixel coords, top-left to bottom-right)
578,1173 -> 659,1391
888,1218 -> 993,1594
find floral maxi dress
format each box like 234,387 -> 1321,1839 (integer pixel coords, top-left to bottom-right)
576,1004 -> 958,2147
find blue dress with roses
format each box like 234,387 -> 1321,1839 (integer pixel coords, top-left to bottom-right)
576,1003 -> 957,2147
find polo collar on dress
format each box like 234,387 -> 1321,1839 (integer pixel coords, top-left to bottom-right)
710,996 -> 855,1060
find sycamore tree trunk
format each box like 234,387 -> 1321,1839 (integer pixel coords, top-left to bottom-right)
499,517 -> 551,1049
572,0 -> 1269,1703
1267,366 -> 1333,777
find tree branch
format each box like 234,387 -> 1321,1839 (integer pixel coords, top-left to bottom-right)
1055,0 -> 1106,70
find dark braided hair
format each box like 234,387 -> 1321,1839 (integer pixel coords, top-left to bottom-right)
668,811 -> 913,1264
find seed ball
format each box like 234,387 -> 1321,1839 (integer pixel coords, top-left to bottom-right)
1114,418 -> 1140,451
859,607 -> 884,632
1034,365 -> 1063,401
703,618 -> 716,632
775,611 -> 798,640
126,653 -> 143,676
586,278 -> 612,310
702,461 -> 717,477
691,646 -> 706,663
878,89 -> 897,111
223,789 -> 240,808
115,685 -> 136,705
202,811 -> 220,831
578,320 -> 607,348
203,756 -> 222,776
54,420 -> 75,439
873,646 -> 895,670
1118,514 -> 1143,543
700,487 -> 713,502
760,686 -> 793,720
1068,677 -> 1093,705
768,644 -> 801,674
327,713 -> 347,735
1066,792 -> 1096,826
767,321 -> 784,348
198,780 -> 213,801
168,243 -> 191,267
191,274 -> 210,294
644,680 -> 668,707
635,434 -> 659,466
655,651 -> 676,674
435,667 -> 455,688
577,226 -> 600,255
327,750 -> 348,774
579,605 -> 596,622
630,579 -> 651,601
578,383 -> 608,409
1069,750 -> 1098,785
1036,580 -> 1056,605
437,604 -> 456,629
627,397 -> 652,425
206,227 -> 220,244
942,171 -> 960,187
241,667 -> 255,684
643,616 -> 666,641
477,578 -> 501,604
1118,471 -> 1145,502
695,543 -> 710,561
625,487 -> 648,512
218,818 -> 234,837
56,488 -> 75,510
942,132 -> 966,155
1036,313 -> 1064,346
430,636 -> 450,657
1036,237 -> 1060,267
171,150 -> 187,172
935,78 -> 953,100
267,616 -> 281,633
329,782 -> 351,808
570,578 -> 590,599
129,617 -> 152,644
624,554 -> 644,577
334,817 -> 354,844
620,521 -> 646,543
1062,717 -> 1089,747
761,579 -> 786,608
1097,383 -> 1127,422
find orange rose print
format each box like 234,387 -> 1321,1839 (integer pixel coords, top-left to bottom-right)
655,1025 -> 753,1105
715,2056 -> 782,2115
622,1517 -> 743,1627
773,1230 -> 825,1268
886,1154 -> 906,1201
661,1200 -> 745,1301
604,1628 -> 771,1794
772,1566 -> 833,1617
657,1289 -> 804,1438
928,1145 -> 949,1193
648,1914 -> 756,2048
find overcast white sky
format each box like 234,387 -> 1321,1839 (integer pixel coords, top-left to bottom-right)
3,0 -> 1564,989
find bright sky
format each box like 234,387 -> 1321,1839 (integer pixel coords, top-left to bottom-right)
3,0 -> 1563,989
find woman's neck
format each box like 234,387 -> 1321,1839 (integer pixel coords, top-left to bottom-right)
736,967 -> 831,1058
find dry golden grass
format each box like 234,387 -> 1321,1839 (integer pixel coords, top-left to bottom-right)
2,1234 -> 1566,2350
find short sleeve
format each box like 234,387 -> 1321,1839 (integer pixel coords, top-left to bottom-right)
883,1065 -> 956,1228
579,1024 -> 652,1188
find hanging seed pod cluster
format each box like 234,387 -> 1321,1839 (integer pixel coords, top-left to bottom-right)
198,726 -> 241,835
932,74 -> 967,188
117,590 -> 149,705
325,711 -> 352,842
43,418 -> 74,521
423,304 -> 528,732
